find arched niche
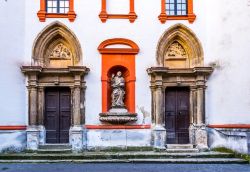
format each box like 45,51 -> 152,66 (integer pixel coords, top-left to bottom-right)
156,24 -> 204,68
32,21 -> 82,68
98,38 -> 139,114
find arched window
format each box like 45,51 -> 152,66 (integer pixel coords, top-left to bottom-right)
37,0 -> 76,22
159,0 -> 196,23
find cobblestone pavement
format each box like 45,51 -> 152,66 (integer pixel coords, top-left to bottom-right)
0,163 -> 250,172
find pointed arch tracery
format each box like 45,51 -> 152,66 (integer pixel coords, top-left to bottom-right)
156,24 -> 203,68
32,21 -> 82,68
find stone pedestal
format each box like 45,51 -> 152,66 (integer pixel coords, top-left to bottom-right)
99,107 -> 137,124
153,125 -> 166,149
190,124 -> 208,151
26,126 -> 40,150
38,125 -> 46,145
70,125 -> 85,152
27,125 -> 45,150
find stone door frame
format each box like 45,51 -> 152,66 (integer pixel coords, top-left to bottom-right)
147,67 -> 213,150
21,66 -> 89,151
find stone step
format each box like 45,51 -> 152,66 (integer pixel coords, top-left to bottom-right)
0,158 -> 247,164
165,148 -> 199,153
0,151 -> 236,160
38,144 -> 71,150
36,149 -> 72,154
166,144 -> 194,149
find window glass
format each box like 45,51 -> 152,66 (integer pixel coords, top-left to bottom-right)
166,0 -> 187,16
46,0 -> 69,14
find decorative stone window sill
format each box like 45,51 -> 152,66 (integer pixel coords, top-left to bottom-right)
99,13 -> 137,23
159,0 -> 196,24
158,13 -> 196,24
37,0 -> 76,22
37,11 -> 76,22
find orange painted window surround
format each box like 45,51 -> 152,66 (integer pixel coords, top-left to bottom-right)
159,0 -> 196,23
98,38 -> 139,113
99,0 -> 137,23
37,0 -> 76,22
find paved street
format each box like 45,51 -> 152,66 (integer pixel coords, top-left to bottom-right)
0,163 -> 249,172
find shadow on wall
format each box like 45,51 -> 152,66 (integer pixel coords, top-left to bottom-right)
208,128 -> 248,154
0,131 -> 26,153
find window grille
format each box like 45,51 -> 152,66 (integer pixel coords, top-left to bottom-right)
166,0 -> 187,16
46,0 -> 70,14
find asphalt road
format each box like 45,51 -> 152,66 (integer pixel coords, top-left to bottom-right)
0,163 -> 249,172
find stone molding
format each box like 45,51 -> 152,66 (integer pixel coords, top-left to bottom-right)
21,66 -> 89,126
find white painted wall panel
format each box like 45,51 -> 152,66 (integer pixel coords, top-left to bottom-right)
0,0 -> 27,125
107,0 -> 130,14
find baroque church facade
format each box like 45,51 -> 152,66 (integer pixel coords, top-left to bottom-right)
0,0 -> 250,153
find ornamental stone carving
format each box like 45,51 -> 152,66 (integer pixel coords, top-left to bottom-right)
49,43 -> 72,60
166,41 -> 187,59
157,24 -> 204,68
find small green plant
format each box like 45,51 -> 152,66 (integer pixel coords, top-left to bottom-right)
212,147 -> 234,154
212,147 -> 250,163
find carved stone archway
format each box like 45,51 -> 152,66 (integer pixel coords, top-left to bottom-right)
149,24 -> 213,150
32,21 -> 82,67
156,24 -> 204,68
22,22 -> 89,151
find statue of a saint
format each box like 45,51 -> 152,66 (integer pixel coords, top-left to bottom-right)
111,71 -> 125,107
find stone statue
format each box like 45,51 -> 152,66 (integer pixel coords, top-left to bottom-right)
99,71 -> 137,124
111,71 -> 125,107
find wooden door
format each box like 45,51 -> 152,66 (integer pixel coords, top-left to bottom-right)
45,87 -> 71,143
165,87 -> 190,144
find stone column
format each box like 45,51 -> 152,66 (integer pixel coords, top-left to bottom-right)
197,87 -> 204,125
189,87 -> 196,145
27,74 -> 40,150
70,74 -> 84,152
37,87 -> 46,145
29,86 -> 38,124
194,76 -> 208,150
153,75 -> 166,149
73,86 -> 81,125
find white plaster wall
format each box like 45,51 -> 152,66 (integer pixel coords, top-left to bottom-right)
205,0 -> 250,124
208,128 -> 248,154
87,129 -> 152,149
0,0 -> 27,125
0,131 -> 26,152
0,0 -> 250,126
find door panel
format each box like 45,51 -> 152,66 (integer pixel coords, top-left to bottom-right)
165,87 -> 190,144
45,88 -> 71,143
59,90 -> 71,143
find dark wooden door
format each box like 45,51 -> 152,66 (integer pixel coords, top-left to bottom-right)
45,87 -> 71,143
165,87 -> 190,144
